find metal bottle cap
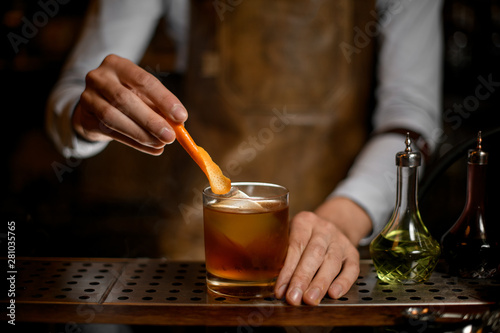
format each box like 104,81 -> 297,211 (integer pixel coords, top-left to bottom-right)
396,132 -> 421,167
468,131 -> 488,165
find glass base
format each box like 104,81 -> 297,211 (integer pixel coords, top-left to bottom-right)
206,273 -> 277,298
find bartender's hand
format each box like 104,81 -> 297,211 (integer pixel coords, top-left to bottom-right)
275,197 -> 372,306
73,54 -> 188,155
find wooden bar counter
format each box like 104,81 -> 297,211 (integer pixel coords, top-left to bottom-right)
3,257 -> 499,328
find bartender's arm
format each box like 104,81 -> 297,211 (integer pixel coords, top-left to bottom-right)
275,0 -> 443,305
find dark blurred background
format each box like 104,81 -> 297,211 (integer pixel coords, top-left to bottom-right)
1,0 -> 499,260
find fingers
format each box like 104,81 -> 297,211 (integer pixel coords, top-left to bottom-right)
274,212 -> 313,299
77,90 -> 168,155
77,54 -> 190,154
100,54 -> 188,124
276,212 -> 360,306
84,71 -> 175,145
327,252 -> 360,300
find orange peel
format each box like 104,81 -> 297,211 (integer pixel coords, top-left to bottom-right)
167,121 -> 231,194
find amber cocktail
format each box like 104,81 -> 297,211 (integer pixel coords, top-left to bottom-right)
203,182 -> 289,297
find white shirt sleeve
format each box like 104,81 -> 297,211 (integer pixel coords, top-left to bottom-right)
45,0 -> 188,159
331,0 -> 444,245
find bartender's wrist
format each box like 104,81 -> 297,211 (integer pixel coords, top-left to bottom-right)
314,196 -> 372,246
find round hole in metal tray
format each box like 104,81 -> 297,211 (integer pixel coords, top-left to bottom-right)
434,296 -> 445,300
142,297 -> 153,301
191,297 -> 202,301
356,282 -> 366,286
428,289 -> 440,292
359,289 -> 370,293
215,297 -> 226,301
382,289 -> 393,293
457,296 -> 469,300
166,297 -> 177,301
410,296 -> 421,300
386,297 -> 397,301
338,297 -> 349,301
172,282 -> 182,286
192,289 -> 203,293
405,289 -> 417,293
84,289 -> 95,293
90,282 -> 100,286
146,289 -> 156,293
55,295 -> 66,299
118,296 -> 129,300
361,297 -> 373,301
452,288 -> 463,292
149,282 -> 159,286
79,296 -> 90,300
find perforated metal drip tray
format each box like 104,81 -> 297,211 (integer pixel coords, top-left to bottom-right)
5,258 -> 500,327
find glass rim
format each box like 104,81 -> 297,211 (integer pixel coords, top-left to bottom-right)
203,182 -> 288,200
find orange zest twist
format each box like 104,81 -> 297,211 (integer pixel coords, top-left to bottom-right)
167,121 -> 231,194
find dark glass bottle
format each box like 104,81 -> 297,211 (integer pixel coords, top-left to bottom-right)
441,131 -> 499,278
370,133 -> 440,284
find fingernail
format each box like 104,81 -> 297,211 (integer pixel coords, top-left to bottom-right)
288,287 -> 303,305
305,287 -> 320,304
159,127 -> 174,142
276,284 -> 287,299
170,104 -> 187,122
330,284 -> 343,299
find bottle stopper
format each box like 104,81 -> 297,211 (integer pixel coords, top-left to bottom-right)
396,132 -> 421,167
468,131 -> 488,165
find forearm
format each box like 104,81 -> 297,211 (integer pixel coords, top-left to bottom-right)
315,197 -> 372,247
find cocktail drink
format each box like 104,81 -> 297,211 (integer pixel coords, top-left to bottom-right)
203,182 -> 289,297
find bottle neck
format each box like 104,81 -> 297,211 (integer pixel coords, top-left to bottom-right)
465,163 -> 487,210
396,165 -> 419,212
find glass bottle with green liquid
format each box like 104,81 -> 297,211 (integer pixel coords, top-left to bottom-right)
370,133 -> 440,284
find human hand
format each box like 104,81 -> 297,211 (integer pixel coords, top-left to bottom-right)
73,54 -> 188,155
274,197 -> 372,306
